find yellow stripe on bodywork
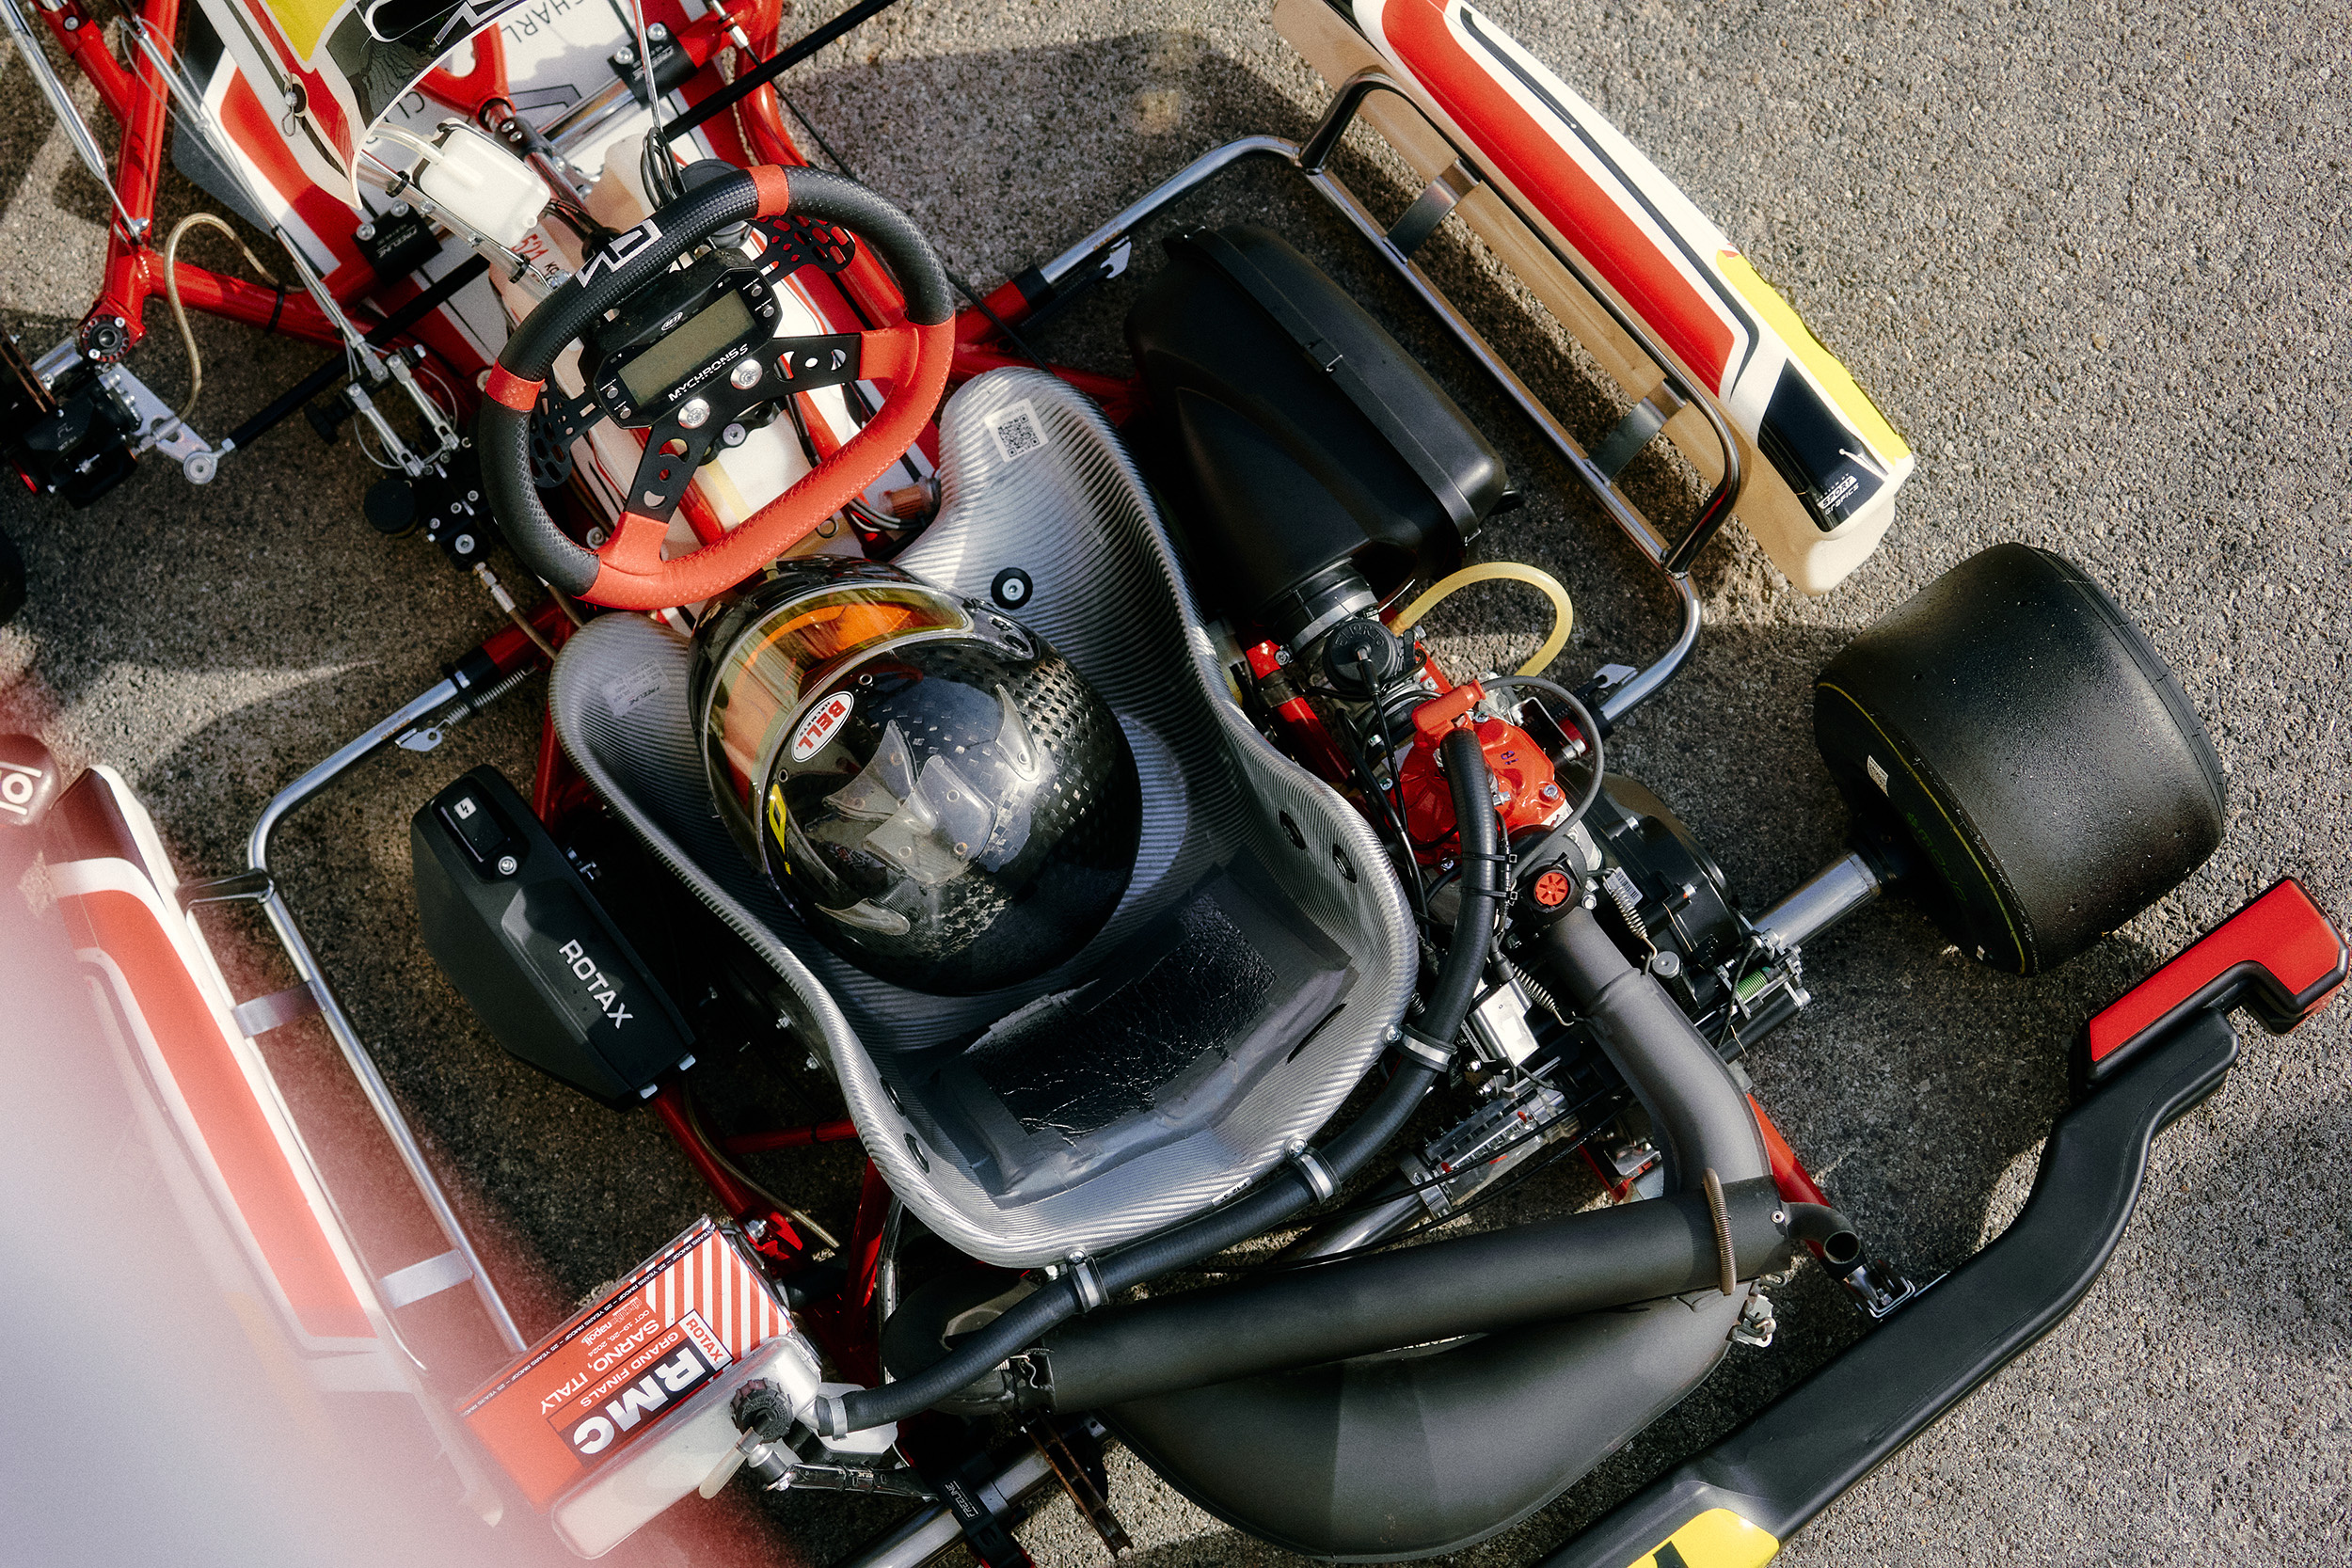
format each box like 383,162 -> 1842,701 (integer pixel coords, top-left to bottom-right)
1625,1507 -> 1780,1568
1717,250 -> 1910,465
260,0 -> 347,61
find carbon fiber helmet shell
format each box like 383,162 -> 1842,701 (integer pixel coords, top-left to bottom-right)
691,557 -> 1140,995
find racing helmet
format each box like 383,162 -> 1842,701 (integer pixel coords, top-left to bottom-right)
691,558 -> 1140,995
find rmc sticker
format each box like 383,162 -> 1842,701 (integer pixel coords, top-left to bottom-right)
457,1218 -> 801,1510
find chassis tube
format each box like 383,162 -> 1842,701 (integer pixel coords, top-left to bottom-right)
246,669 -> 533,1354
1754,848 -> 1883,957
2,0 -> 136,232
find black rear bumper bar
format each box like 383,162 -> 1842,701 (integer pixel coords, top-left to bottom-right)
1545,876 -> 2346,1568
1542,1005 -> 2241,1567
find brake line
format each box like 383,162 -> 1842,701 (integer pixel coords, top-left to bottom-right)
161,213 -> 277,431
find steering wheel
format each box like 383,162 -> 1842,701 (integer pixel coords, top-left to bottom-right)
477,166 -> 954,610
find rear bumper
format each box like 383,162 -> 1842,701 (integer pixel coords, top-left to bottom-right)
1546,876 -> 2347,1568
1544,1006 -> 2237,1567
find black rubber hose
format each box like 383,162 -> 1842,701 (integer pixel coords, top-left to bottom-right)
1035,1176 -> 1788,1411
1782,1201 -> 1864,1273
1524,906 -> 1771,1190
818,726 -> 1506,1436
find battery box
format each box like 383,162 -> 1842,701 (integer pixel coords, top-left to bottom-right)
458,1217 -> 825,1557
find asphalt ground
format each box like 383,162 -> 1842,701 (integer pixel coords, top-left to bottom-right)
4,0 -> 2349,1564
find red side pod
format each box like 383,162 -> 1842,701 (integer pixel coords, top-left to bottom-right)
2081,879 -> 2347,1087
67,881 -> 375,1340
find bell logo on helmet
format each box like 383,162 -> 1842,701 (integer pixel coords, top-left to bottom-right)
791,691 -> 854,761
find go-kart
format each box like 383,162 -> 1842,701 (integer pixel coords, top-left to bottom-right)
4,0 -> 2344,1563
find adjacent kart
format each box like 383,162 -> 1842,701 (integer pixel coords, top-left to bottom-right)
4,0 -> 2344,1564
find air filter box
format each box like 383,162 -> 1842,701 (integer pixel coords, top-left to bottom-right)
412,765 -> 692,1105
1125,225 -> 1506,633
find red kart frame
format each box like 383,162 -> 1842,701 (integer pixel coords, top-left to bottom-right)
24,0 -> 1129,481
19,0 -> 1786,1390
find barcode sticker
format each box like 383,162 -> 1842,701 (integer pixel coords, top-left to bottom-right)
603,662 -> 669,718
986,400 -> 1050,464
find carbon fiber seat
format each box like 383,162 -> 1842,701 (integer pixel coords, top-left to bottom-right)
550,370 -> 1416,1267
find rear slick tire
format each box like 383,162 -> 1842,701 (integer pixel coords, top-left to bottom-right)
1814,543 -> 2224,974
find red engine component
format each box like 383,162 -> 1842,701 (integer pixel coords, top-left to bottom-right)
1396,682 -> 1573,863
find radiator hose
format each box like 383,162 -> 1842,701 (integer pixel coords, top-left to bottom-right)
817,725 -> 1505,1436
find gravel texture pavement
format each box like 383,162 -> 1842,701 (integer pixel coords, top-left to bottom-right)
4,0 -> 2347,1563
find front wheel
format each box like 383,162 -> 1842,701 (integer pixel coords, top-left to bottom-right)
1814,543 -> 2225,974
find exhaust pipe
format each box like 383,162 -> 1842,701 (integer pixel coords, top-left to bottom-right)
1005,903 -> 1805,1414
1029,1174 -> 1791,1411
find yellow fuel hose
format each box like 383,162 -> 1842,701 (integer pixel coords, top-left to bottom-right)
1387,562 -> 1575,676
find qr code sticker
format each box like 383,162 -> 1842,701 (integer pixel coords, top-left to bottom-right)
987,400 -> 1050,464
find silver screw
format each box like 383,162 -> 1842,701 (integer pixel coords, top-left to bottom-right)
495,854 -> 518,875
613,44 -> 635,65
647,22 -> 668,40
675,396 -> 711,430
453,532 -> 476,555
721,422 -> 748,447
728,357 -> 764,390
355,222 -> 376,242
